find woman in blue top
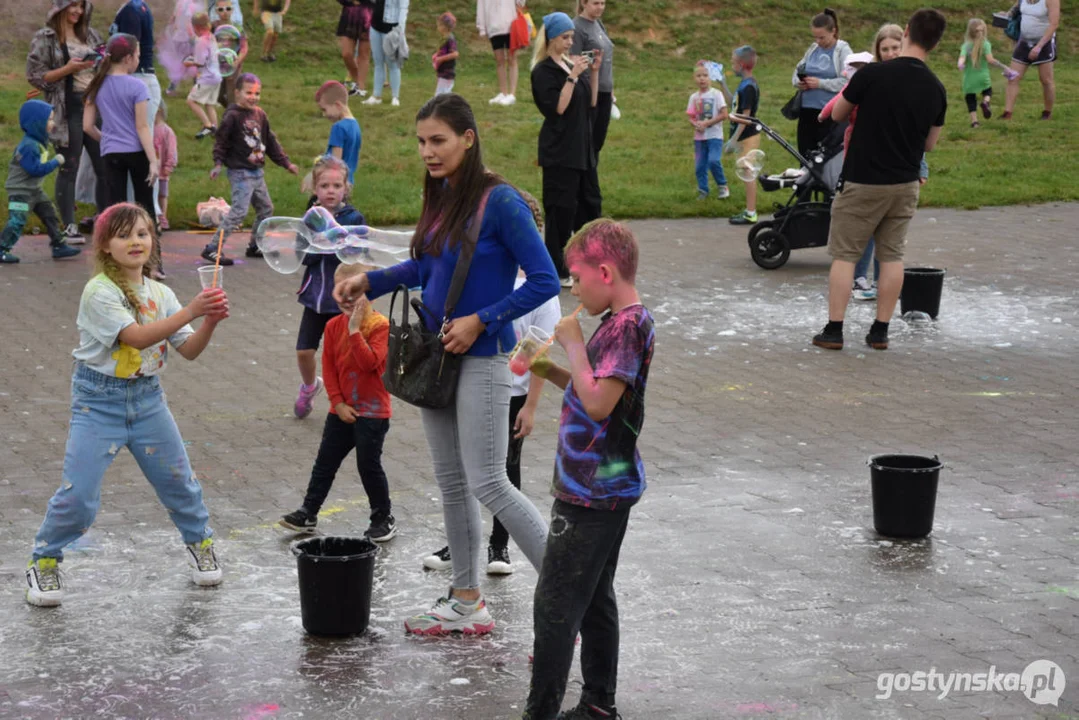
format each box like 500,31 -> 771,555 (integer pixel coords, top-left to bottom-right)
792,8 -> 851,155
334,93 -> 560,636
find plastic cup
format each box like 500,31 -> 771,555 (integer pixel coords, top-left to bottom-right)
508,326 -> 551,376
198,265 -> 222,290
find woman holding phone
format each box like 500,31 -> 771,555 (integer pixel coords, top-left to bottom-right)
792,8 -> 851,154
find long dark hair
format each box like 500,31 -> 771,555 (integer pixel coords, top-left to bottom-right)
84,33 -> 138,105
47,0 -> 91,44
411,94 -> 505,259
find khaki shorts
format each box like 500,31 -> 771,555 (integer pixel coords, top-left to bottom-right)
261,11 -> 283,33
736,132 -> 760,159
188,81 -> 221,105
828,180 -> 920,263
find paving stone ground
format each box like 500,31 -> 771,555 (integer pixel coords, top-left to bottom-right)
0,203 -> 1076,720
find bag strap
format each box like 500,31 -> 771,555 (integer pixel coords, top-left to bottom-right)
440,186 -> 493,325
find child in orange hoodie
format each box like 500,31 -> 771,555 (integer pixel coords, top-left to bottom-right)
279,262 -> 396,541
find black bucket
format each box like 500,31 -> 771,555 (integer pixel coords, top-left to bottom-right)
869,454 -> 943,539
292,536 -> 379,636
900,267 -> 946,319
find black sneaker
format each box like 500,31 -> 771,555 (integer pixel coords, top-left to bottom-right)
279,509 -> 317,533
51,243 -> 81,259
422,545 -> 452,571
195,126 -> 215,140
486,545 -> 514,575
245,244 -> 263,259
201,247 -> 234,266
557,702 -> 623,719
365,512 -> 397,542
865,328 -> 889,350
812,325 -> 844,350
0,250 -> 20,264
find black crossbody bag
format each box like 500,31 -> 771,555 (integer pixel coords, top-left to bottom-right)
382,190 -> 491,410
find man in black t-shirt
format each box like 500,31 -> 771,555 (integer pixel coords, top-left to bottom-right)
813,9 -> 947,352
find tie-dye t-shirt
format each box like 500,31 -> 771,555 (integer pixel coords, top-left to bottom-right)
72,273 -> 194,378
552,304 -> 655,510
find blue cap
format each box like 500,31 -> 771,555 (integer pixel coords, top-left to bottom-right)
543,12 -> 574,41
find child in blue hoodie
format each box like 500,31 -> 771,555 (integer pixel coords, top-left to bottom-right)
1,100 -> 81,263
293,155 -> 366,418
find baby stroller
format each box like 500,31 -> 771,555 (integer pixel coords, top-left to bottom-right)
745,119 -> 846,269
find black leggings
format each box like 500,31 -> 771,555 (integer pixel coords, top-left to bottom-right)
593,92 -> 613,160
103,151 -> 161,269
56,93 -> 106,224
965,88 -> 992,113
490,394 -> 528,549
797,107 -> 834,156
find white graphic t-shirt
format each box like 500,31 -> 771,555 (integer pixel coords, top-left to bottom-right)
73,274 -> 194,378
686,88 -> 727,141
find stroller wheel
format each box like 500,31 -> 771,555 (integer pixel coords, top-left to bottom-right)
747,221 -> 773,244
749,228 -> 791,270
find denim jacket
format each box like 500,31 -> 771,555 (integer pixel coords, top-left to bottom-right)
298,204 -> 365,315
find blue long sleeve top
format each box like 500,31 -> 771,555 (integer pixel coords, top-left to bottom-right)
366,184 -> 560,356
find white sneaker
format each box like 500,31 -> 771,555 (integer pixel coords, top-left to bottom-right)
489,93 -> 506,105
186,538 -> 223,586
26,558 -> 64,607
853,276 -> 873,292
423,545 -> 453,570
363,95 -> 383,105
404,592 -> 496,635
500,94 -> 516,106
486,545 -> 514,575
391,97 -> 400,107
717,185 -> 731,199
63,224 -> 86,245
560,277 -> 574,289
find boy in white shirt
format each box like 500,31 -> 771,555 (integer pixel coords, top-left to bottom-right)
687,60 -> 730,199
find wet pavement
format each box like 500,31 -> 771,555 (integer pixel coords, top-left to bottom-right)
0,204 -> 1077,719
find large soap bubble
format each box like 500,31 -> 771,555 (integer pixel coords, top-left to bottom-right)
217,47 -> 239,77
253,207 -> 411,274
255,217 -> 309,274
214,24 -> 242,46
735,148 -> 766,183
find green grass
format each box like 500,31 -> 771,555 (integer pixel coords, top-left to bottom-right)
1,0 -> 1076,227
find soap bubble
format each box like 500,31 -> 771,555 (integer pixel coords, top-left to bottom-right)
902,310 -> 933,326
217,47 -> 239,77
254,211 -> 411,274
255,217 -> 310,274
214,24 -> 242,46
735,149 -> 766,182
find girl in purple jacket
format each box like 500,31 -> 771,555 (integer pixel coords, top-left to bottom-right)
294,156 -> 365,418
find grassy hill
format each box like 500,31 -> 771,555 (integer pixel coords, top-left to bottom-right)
0,0 -> 1075,227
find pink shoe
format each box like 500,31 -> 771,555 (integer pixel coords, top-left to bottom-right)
294,378 -> 324,418
159,217 -> 170,230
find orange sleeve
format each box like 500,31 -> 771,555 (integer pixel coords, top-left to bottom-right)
349,315 -> 389,374
322,318 -> 345,410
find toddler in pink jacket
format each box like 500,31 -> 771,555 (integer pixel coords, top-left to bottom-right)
153,104 -> 179,229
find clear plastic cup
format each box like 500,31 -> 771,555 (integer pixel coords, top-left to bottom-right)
508,326 -> 552,376
197,265 -> 222,290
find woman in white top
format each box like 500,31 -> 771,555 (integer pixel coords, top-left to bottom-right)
1003,0 -> 1061,120
477,0 -> 522,105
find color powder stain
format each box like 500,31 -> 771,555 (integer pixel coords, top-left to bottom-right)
243,704 -> 279,719
735,701 -> 799,714
1047,586 -> 1079,598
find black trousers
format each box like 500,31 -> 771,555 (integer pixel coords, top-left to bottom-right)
524,500 -> 631,719
103,151 -> 161,269
490,394 -> 527,549
543,165 -> 602,278
797,107 -> 834,156
56,91 -> 106,224
302,413 -> 391,517
593,92 -> 613,159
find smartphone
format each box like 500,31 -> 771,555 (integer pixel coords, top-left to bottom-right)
797,72 -> 807,80
581,49 -> 599,66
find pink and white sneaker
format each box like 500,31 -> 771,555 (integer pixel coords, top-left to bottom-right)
294,377 -> 324,419
404,592 -> 495,636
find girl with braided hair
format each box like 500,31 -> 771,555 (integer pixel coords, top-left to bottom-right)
25,203 -> 230,608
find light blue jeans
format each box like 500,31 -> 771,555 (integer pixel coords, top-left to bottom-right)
854,237 -> 879,282
694,138 -> 728,194
32,364 -> 213,561
420,355 -> 549,590
369,28 -> 402,100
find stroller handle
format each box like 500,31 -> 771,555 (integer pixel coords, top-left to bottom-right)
741,117 -> 836,192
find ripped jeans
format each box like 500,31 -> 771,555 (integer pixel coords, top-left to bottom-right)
525,500 -> 632,719
31,364 -> 213,561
